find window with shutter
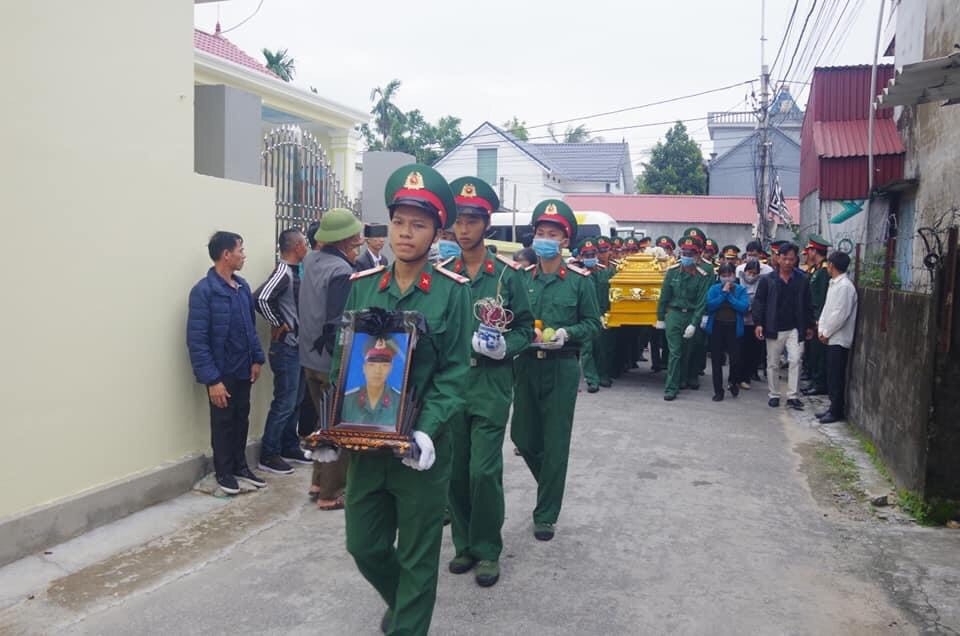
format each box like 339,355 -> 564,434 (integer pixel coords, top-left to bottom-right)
477,148 -> 497,185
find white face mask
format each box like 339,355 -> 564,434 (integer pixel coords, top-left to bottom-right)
720,276 -> 735,285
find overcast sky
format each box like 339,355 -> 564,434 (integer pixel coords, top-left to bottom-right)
195,0 -> 890,170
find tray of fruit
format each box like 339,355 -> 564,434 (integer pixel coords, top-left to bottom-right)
531,321 -> 561,348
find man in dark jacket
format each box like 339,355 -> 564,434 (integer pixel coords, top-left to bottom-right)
187,231 -> 267,495
752,241 -> 814,410
354,223 -> 389,271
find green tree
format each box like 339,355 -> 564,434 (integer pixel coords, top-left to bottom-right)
547,123 -> 603,143
636,122 -> 706,195
503,116 -> 529,141
359,81 -> 463,164
262,48 -> 295,82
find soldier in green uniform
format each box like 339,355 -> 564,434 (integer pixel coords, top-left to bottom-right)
325,163 -> 472,636
650,236 -> 676,373
341,337 -> 402,427
703,238 -> 720,268
802,235 -> 831,396
440,176 -> 533,588
721,244 -> 741,267
611,237 -> 625,265
656,236 -> 712,401
571,237 -> 608,393
511,200 -> 601,542
594,236 -> 616,387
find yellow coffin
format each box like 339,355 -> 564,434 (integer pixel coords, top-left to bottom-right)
605,253 -> 670,327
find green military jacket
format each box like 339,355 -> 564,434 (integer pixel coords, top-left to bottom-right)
330,262 -> 473,439
810,264 -> 829,319
570,260 -> 611,314
341,386 -> 401,427
441,252 -> 534,359
522,262 -> 601,349
656,263 -> 712,327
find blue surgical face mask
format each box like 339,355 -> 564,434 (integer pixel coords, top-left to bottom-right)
437,239 -> 461,260
680,255 -> 696,267
583,257 -> 599,268
532,238 -> 561,259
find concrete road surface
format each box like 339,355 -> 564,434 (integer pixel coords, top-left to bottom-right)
3,368 -> 960,635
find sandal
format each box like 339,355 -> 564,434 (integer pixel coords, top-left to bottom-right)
317,494 -> 345,511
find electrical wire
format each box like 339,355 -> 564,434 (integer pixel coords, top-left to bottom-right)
220,0 -> 266,35
770,0 -> 801,75
779,0 -> 820,89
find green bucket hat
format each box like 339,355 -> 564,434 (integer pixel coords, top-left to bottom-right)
314,208 -> 363,244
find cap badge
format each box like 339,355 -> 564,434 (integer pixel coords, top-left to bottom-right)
404,171 -> 424,190
545,203 -> 558,215
460,183 -> 476,197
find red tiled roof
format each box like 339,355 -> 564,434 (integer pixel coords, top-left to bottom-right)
564,194 -> 798,225
812,119 -> 905,158
194,28 -> 279,79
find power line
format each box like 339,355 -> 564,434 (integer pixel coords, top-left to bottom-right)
779,0 -> 820,87
770,0 -> 801,74
219,0 -> 266,34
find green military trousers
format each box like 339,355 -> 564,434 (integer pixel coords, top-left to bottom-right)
345,435 -> 452,636
691,326 -> 708,378
664,310 -> 697,397
580,337 -> 601,387
448,361 -> 513,562
510,352 -> 580,525
599,328 -> 617,384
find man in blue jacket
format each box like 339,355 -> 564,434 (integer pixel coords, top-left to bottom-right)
187,231 -> 267,495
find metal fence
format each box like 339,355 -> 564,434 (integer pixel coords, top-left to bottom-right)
261,125 -> 361,246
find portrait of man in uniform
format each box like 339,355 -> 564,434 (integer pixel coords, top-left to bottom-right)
339,335 -> 405,430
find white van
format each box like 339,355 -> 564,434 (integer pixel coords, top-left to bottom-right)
488,210 -> 618,244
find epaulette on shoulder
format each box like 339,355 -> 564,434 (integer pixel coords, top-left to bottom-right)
696,266 -> 708,276
667,262 -> 681,270
524,264 -> 537,272
435,266 -> 469,284
437,256 -> 455,268
597,263 -> 608,270
567,263 -> 591,277
495,253 -> 522,270
350,265 -> 385,280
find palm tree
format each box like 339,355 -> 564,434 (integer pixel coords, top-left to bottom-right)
370,79 -> 404,148
547,123 -> 604,143
262,48 -> 295,82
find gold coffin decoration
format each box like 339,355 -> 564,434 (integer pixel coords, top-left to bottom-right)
605,253 -> 669,327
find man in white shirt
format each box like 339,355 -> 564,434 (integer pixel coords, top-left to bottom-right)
816,251 -> 858,423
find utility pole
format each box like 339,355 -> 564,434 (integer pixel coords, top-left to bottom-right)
757,0 -> 771,244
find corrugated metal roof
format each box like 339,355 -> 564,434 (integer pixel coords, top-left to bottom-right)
812,120 -> 905,158
563,194 -> 798,225
194,28 -> 279,79
817,155 -> 905,201
808,65 -> 896,122
527,143 -> 629,182
878,51 -> 960,106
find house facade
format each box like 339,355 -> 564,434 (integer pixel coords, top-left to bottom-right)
433,122 -> 634,211
707,89 -> 803,197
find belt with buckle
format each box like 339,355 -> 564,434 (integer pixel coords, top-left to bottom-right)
469,356 -> 509,368
531,349 -> 578,360
669,306 -> 691,313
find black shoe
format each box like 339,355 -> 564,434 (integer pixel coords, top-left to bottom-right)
786,399 -> 804,410
712,393 -> 724,402
728,383 -> 740,397
664,393 -> 677,401
688,382 -> 700,390
258,455 -> 294,475
534,523 -> 555,541
281,447 -> 312,465
599,379 -> 612,388
768,398 -> 780,408
380,609 -> 393,634
474,560 -> 500,587
234,467 -> 266,489
801,387 -> 828,396
818,413 -> 841,424
587,384 -> 599,393
448,554 -> 477,574
216,474 -> 240,495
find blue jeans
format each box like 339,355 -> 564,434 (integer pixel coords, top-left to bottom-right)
261,341 -> 305,458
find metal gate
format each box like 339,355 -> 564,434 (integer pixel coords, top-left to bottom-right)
261,125 -> 360,245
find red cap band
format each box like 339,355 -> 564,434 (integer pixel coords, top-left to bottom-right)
536,213 -> 572,238
393,189 -> 447,226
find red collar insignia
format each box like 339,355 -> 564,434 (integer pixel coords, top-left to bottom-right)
454,259 -> 463,274
378,270 -> 392,292
485,259 -> 495,275
558,267 -> 567,280
417,271 -> 432,293
383,393 -> 391,407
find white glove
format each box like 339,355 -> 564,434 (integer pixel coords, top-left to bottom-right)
472,331 -> 507,360
401,431 -> 436,471
553,328 -> 568,347
307,446 -> 340,463
654,320 -> 666,330
700,316 -> 709,329
538,327 -> 568,350
683,324 -> 696,339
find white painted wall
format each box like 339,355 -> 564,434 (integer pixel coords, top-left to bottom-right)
1,0 -> 277,518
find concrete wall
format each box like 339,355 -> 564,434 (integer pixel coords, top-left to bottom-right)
895,0 -> 960,293
194,84 -> 262,185
847,288 -> 937,493
928,262 -> 960,497
615,222 -> 757,250
1,0 -> 276,528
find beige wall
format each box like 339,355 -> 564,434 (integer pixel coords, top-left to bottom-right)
0,1 -> 277,518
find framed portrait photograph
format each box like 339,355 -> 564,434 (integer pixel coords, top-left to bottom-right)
308,308 -> 427,455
